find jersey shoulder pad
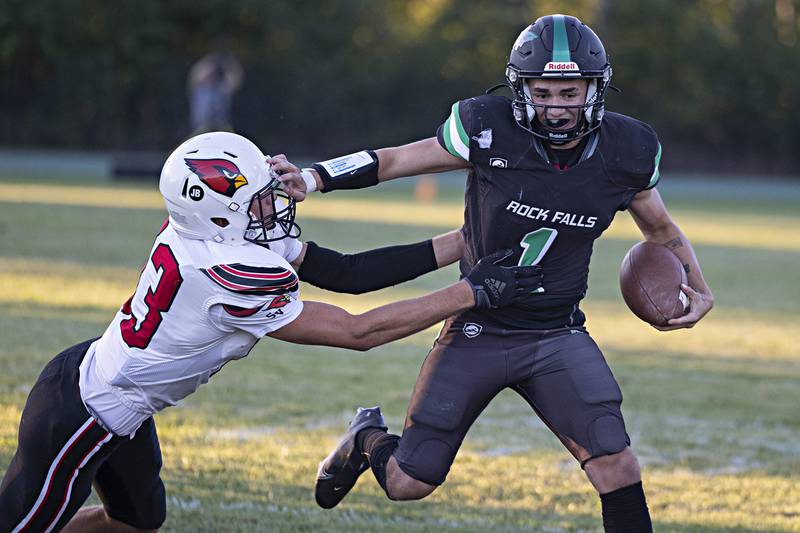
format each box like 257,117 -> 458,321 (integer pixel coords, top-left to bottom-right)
437,95 -> 513,162
202,262 -> 298,296
600,112 -> 662,190
197,242 -> 298,297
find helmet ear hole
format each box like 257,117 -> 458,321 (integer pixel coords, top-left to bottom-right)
211,217 -> 230,228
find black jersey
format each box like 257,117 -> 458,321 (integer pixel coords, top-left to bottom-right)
436,95 -> 662,329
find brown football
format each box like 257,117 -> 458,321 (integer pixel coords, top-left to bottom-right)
619,241 -> 689,326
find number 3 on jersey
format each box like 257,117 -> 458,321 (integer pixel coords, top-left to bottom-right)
518,228 -> 557,293
120,243 -> 183,349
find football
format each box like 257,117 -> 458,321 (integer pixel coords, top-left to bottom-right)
619,241 -> 689,326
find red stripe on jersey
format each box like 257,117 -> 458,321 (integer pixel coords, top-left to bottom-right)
267,295 -> 292,309
218,263 -> 293,280
222,304 -> 263,317
204,268 -> 297,294
205,268 -> 254,292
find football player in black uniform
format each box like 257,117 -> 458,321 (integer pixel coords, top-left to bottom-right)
275,14 -> 713,533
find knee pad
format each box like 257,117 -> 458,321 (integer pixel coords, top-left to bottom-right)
588,415 -> 629,456
399,389 -> 468,485
396,439 -> 453,486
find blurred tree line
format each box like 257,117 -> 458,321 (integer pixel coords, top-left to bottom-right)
1,0 -> 798,174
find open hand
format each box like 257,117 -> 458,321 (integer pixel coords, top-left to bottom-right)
268,154 -> 308,201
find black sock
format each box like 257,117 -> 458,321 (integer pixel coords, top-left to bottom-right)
599,481 -> 652,533
356,427 -> 387,455
357,428 -> 399,494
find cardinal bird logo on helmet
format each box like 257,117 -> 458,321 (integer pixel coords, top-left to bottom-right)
184,158 -> 248,197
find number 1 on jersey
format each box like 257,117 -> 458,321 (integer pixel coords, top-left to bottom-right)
518,228 -> 557,293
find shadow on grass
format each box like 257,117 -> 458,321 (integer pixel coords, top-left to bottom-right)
161,478 -> 786,533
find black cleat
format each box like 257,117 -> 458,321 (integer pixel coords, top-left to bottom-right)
315,406 -> 387,509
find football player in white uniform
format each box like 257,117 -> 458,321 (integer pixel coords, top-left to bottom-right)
0,132 -> 543,532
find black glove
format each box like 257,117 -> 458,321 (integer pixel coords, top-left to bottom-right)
464,249 -> 544,309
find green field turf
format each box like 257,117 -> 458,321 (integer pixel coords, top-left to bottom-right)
1,174 -> 798,532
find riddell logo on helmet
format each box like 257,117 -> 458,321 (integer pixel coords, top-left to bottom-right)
544,61 -> 579,71
185,159 -> 248,198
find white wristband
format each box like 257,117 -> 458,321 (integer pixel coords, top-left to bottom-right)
300,169 -> 318,194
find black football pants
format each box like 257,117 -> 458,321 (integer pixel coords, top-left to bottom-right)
393,317 -> 630,486
0,339 -> 166,532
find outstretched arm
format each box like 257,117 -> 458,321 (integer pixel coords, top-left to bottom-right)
268,249 -> 543,350
374,138 -> 471,182
628,188 -> 714,330
270,138 -> 469,200
267,282 -> 474,351
289,229 -> 465,294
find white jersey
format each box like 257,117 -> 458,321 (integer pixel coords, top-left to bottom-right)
79,222 -> 304,436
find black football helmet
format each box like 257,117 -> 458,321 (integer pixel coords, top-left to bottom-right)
506,14 -> 612,144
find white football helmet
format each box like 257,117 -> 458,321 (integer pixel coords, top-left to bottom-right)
159,131 -> 299,246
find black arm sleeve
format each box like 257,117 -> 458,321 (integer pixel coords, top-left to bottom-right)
298,240 -> 439,294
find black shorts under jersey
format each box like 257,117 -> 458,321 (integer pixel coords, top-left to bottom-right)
393,313 -> 630,486
0,339 -> 166,531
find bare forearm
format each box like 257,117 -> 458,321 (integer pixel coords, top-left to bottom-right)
627,188 -> 713,329
431,229 -> 465,267
269,282 -> 474,351
375,139 -> 469,182
629,188 -> 712,297
350,281 -> 474,349
646,223 -> 712,296
272,253 -> 540,346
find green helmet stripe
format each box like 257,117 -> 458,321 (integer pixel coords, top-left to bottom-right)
443,102 -> 470,160
646,143 -> 663,189
551,15 -> 571,63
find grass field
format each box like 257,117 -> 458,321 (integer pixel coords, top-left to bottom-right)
1,173 -> 798,532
